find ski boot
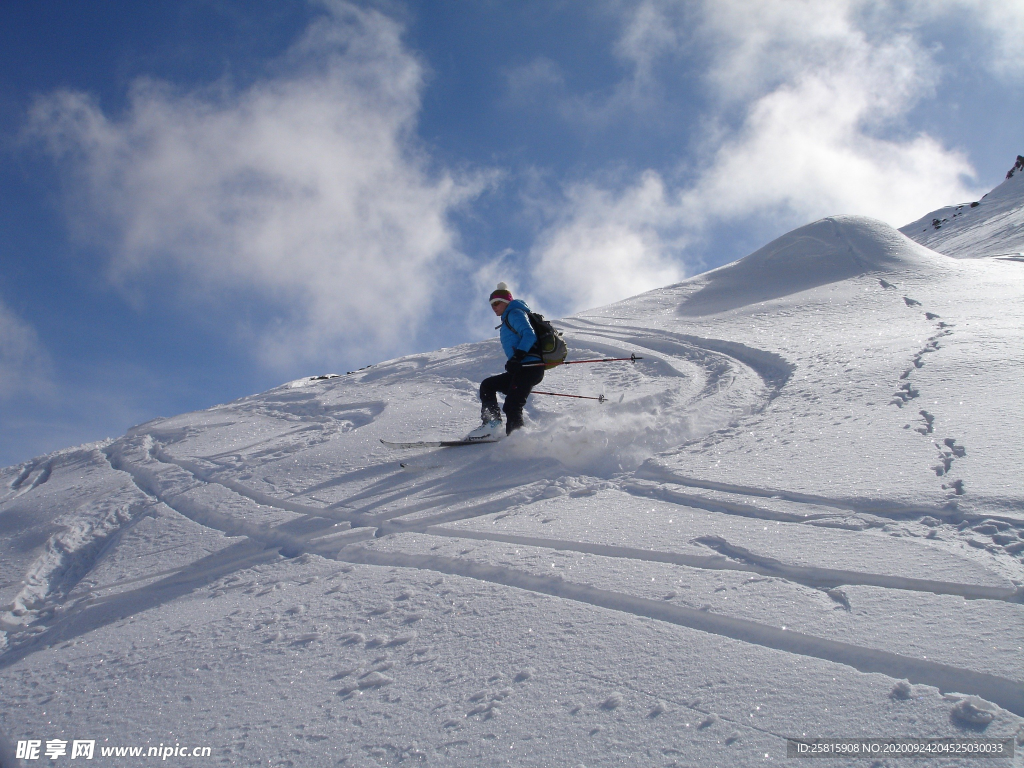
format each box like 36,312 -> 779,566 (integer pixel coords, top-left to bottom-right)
467,408 -> 504,441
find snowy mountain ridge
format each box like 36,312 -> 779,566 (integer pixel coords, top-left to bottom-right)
1,170 -> 1023,766
900,155 -> 1024,260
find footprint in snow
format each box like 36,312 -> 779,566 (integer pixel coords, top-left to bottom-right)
944,437 -> 967,458
330,665 -> 362,680
942,479 -> 965,496
514,667 -> 535,683
360,672 -> 393,688
698,713 -> 719,728
466,702 -> 493,717
600,693 -> 624,710
826,588 -> 851,611
951,696 -> 996,726
917,410 -> 935,435
891,681 -> 913,700
337,672 -> 393,696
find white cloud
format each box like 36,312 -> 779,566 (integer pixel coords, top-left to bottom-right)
0,300 -> 53,400
690,0 -> 871,102
682,45 -> 978,226
529,0 -> 986,312
646,0 -> 1024,93
613,0 -> 683,86
909,0 -> 1024,79
528,171 -> 688,314
971,2 -> 1024,78
27,0 -> 483,369
679,0 -> 982,224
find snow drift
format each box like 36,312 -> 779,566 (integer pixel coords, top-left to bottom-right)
678,215 -> 950,315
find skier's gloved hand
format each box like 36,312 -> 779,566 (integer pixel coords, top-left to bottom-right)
505,349 -> 527,374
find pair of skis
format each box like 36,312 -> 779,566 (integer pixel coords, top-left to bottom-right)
381,353 -> 642,449
382,436 -> 500,449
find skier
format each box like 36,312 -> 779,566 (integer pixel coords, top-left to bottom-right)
469,282 -> 545,439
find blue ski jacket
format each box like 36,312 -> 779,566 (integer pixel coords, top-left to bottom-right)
499,299 -> 542,363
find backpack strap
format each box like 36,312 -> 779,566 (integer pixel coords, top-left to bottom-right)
503,311 -> 540,355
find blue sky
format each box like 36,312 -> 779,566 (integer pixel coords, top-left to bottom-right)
2,0 -> 1022,467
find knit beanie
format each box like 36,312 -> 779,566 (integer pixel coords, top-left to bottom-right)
489,282 -> 513,306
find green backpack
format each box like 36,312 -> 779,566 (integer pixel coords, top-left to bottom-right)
504,312 -> 568,369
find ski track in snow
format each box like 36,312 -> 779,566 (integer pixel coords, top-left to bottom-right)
3,211 -> 1024,763
419,526 -> 1020,603
6,325 -> 1022,718
337,541 -> 1024,718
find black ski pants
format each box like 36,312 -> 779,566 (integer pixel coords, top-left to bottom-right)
480,366 -> 544,434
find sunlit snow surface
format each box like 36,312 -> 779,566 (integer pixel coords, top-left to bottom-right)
2,210 -> 1023,765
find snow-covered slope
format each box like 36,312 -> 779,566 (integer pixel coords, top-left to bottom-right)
2,209 -> 1023,763
901,155 -> 1024,260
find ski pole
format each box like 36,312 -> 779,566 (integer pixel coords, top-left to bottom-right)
524,353 -> 644,368
532,390 -> 607,403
